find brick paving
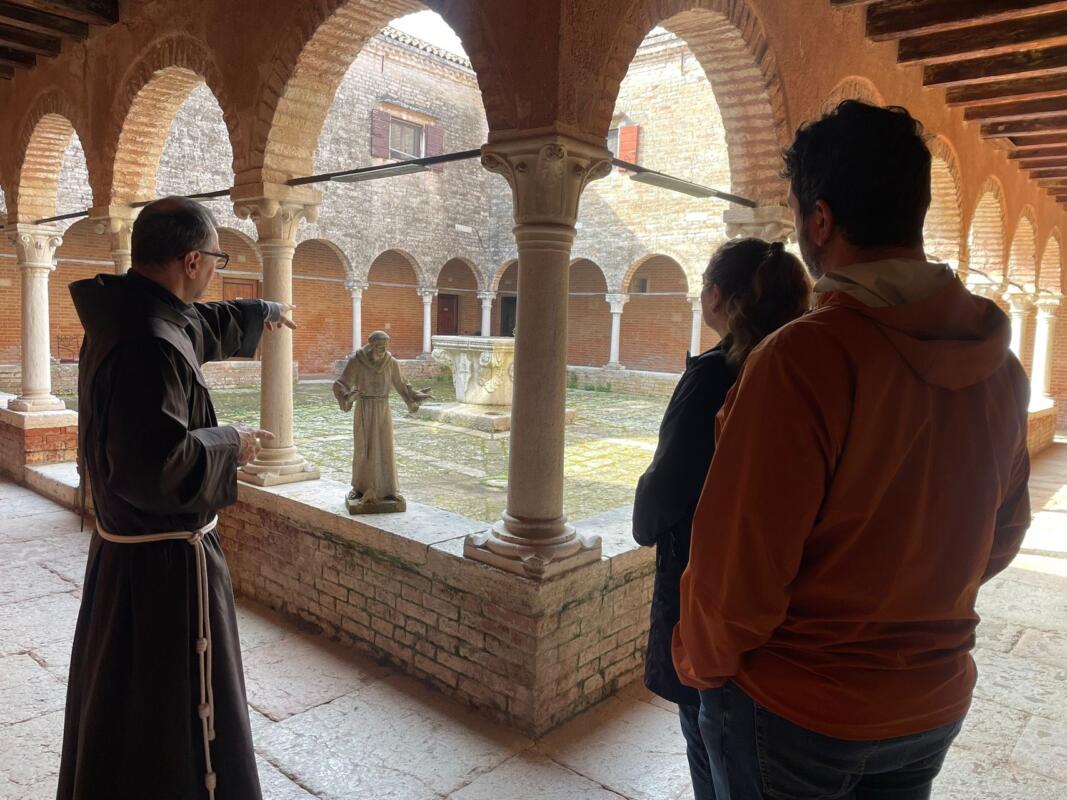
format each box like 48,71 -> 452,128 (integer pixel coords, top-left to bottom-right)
1,444 -> 1065,799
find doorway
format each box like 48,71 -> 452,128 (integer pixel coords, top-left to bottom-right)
500,295 -> 517,337
437,294 -> 459,335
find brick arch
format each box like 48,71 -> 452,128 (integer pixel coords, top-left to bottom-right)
491,259 -> 518,293
365,247 -> 424,358
250,1 -> 499,183
600,0 -> 789,204
925,137 -> 963,270
434,256 -> 483,291
105,34 -> 242,205
823,76 -> 886,112
620,252 -> 691,294
217,227 -> 262,270
619,254 -> 692,372
568,258 -> 611,367
966,178 -> 1007,283
294,237 -> 352,278
1039,230 -> 1062,293
10,89 -> 94,222
1008,208 -> 1038,288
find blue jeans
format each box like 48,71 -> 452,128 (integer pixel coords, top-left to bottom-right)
697,683 -> 963,800
679,702 -> 717,800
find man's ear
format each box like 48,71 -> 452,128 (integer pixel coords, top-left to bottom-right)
182,250 -> 201,278
708,284 -> 723,314
811,199 -> 834,247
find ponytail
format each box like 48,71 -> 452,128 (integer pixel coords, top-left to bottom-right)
703,238 -> 812,366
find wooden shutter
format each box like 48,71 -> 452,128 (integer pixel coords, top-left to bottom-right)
618,124 -> 640,167
371,109 -> 390,158
425,123 -> 445,171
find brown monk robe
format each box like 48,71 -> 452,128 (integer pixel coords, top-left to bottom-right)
58,268 -> 267,800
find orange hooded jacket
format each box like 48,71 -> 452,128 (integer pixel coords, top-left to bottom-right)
672,267 -> 1031,741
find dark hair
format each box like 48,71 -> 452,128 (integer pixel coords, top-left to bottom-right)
703,238 -> 811,366
782,100 -> 931,248
131,196 -> 217,268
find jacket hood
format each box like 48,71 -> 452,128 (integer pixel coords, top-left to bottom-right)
70,273 -> 186,340
817,264 -> 1011,390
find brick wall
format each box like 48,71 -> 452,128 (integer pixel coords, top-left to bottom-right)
620,257 -> 691,373
293,240 -> 352,375
567,260 -> 611,367
1027,406 -> 1057,456
217,482 -> 653,736
364,252 -> 425,358
0,400 -> 78,481
1052,306 -> 1067,431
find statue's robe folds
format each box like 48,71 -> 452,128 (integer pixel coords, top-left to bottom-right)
335,349 -> 421,501
59,271 -> 266,800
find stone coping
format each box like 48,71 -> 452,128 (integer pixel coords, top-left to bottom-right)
0,392 -> 77,429
1029,401 -> 1056,417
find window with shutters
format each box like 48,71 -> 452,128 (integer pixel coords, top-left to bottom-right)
389,119 -> 424,159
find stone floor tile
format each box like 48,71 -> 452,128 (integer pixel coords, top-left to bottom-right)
537,695 -> 691,800
243,634 -> 390,721
1,492 -> 67,521
974,617 -> 1025,653
0,509 -> 81,542
0,654 -> 66,726
0,709 -> 64,790
950,696 -> 1030,765
0,562 -> 75,606
237,602 -> 298,653
29,640 -> 72,685
934,748 -> 1065,800
256,675 -> 530,800
249,705 -> 275,739
972,649 -> 1067,721
449,751 -> 625,800
1011,628 -> 1067,669
976,573 -> 1067,633
0,593 -> 81,657
256,754 -> 318,799
38,553 -> 87,589
0,533 -> 89,567
1010,716 -> 1067,784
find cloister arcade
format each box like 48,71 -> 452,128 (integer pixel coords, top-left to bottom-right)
1,0 -> 1066,742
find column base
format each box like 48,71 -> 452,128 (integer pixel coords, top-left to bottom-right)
238,452 -> 320,487
464,514 -> 602,579
603,362 -> 625,371
7,395 -> 66,412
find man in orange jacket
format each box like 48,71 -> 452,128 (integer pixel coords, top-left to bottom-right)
673,101 -> 1031,799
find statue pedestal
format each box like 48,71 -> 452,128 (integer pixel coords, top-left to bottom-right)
347,492 -> 407,515
418,335 -> 574,432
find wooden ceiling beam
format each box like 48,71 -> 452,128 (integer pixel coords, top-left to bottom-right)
1027,167 -> 1067,177
0,1 -> 88,38
0,44 -> 33,68
925,45 -> 1067,87
0,22 -> 59,55
867,1 -> 1067,41
899,11 -> 1067,63
1008,145 -> 1067,158
947,73 -> 1067,104
13,1 -> 116,26
982,115 -> 1067,136
964,96 -> 1067,121
1020,157 -> 1067,167
1009,133 -> 1067,145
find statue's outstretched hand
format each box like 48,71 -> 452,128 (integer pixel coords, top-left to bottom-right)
413,388 -> 435,403
332,380 -> 354,412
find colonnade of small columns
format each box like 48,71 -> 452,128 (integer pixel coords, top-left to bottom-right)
4,135 -> 1059,580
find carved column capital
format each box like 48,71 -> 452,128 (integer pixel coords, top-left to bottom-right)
723,205 -> 795,243
344,278 -> 368,296
1003,291 -> 1033,313
89,204 -> 138,239
605,293 -> 630,314
1036,294 -> 1062,317
480,136 -> 612,227
688,293 -> 703,311
231,183 -> 321,244
418,288 -> 438,303
6,224 -> 63,269
477,290 -> 496,303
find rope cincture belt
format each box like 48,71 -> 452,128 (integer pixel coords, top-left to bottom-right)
96,515 -> 220,800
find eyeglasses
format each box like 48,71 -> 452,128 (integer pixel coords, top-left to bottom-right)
198,250 -> 230,270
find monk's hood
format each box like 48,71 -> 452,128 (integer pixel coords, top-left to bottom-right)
815,259 -> 1011,390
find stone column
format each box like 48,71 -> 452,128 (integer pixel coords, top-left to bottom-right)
478,291 -> 495,337
689,294 -> 703,356
465,136 -> 612,579
605,293 -> 629,368
90,205 -> 139,274
1004,291 -> 1031,359
724,205 -> 796,242
346,279 -> 366,352
1031,295 -> 1061,403
231,184 -> 321,486
418,288 -> 437,356
6,225 -> 65,412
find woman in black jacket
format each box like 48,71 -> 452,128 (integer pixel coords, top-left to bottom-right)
633,238 -> 811,800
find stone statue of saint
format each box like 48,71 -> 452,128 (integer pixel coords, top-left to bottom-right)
333,331 -> 433,513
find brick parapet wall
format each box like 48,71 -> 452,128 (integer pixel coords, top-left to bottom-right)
1027,405 -> 1057,457
217,479 -> 652,736
0,395 -> 79,481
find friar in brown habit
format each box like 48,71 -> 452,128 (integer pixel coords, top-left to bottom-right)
58,197 -> 291,800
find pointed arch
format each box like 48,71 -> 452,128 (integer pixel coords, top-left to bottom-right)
925,136 -> 963,270
1008,208 -> 1038,288
823,76 -> 885,112
491,259 -> 518,293
1039,230 -> 1062,293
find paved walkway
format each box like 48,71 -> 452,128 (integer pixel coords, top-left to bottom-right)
2,445 -> 1067,799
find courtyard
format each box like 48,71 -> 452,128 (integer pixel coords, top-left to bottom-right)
210,378 -> 669,524
2,445 -> 1066,799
